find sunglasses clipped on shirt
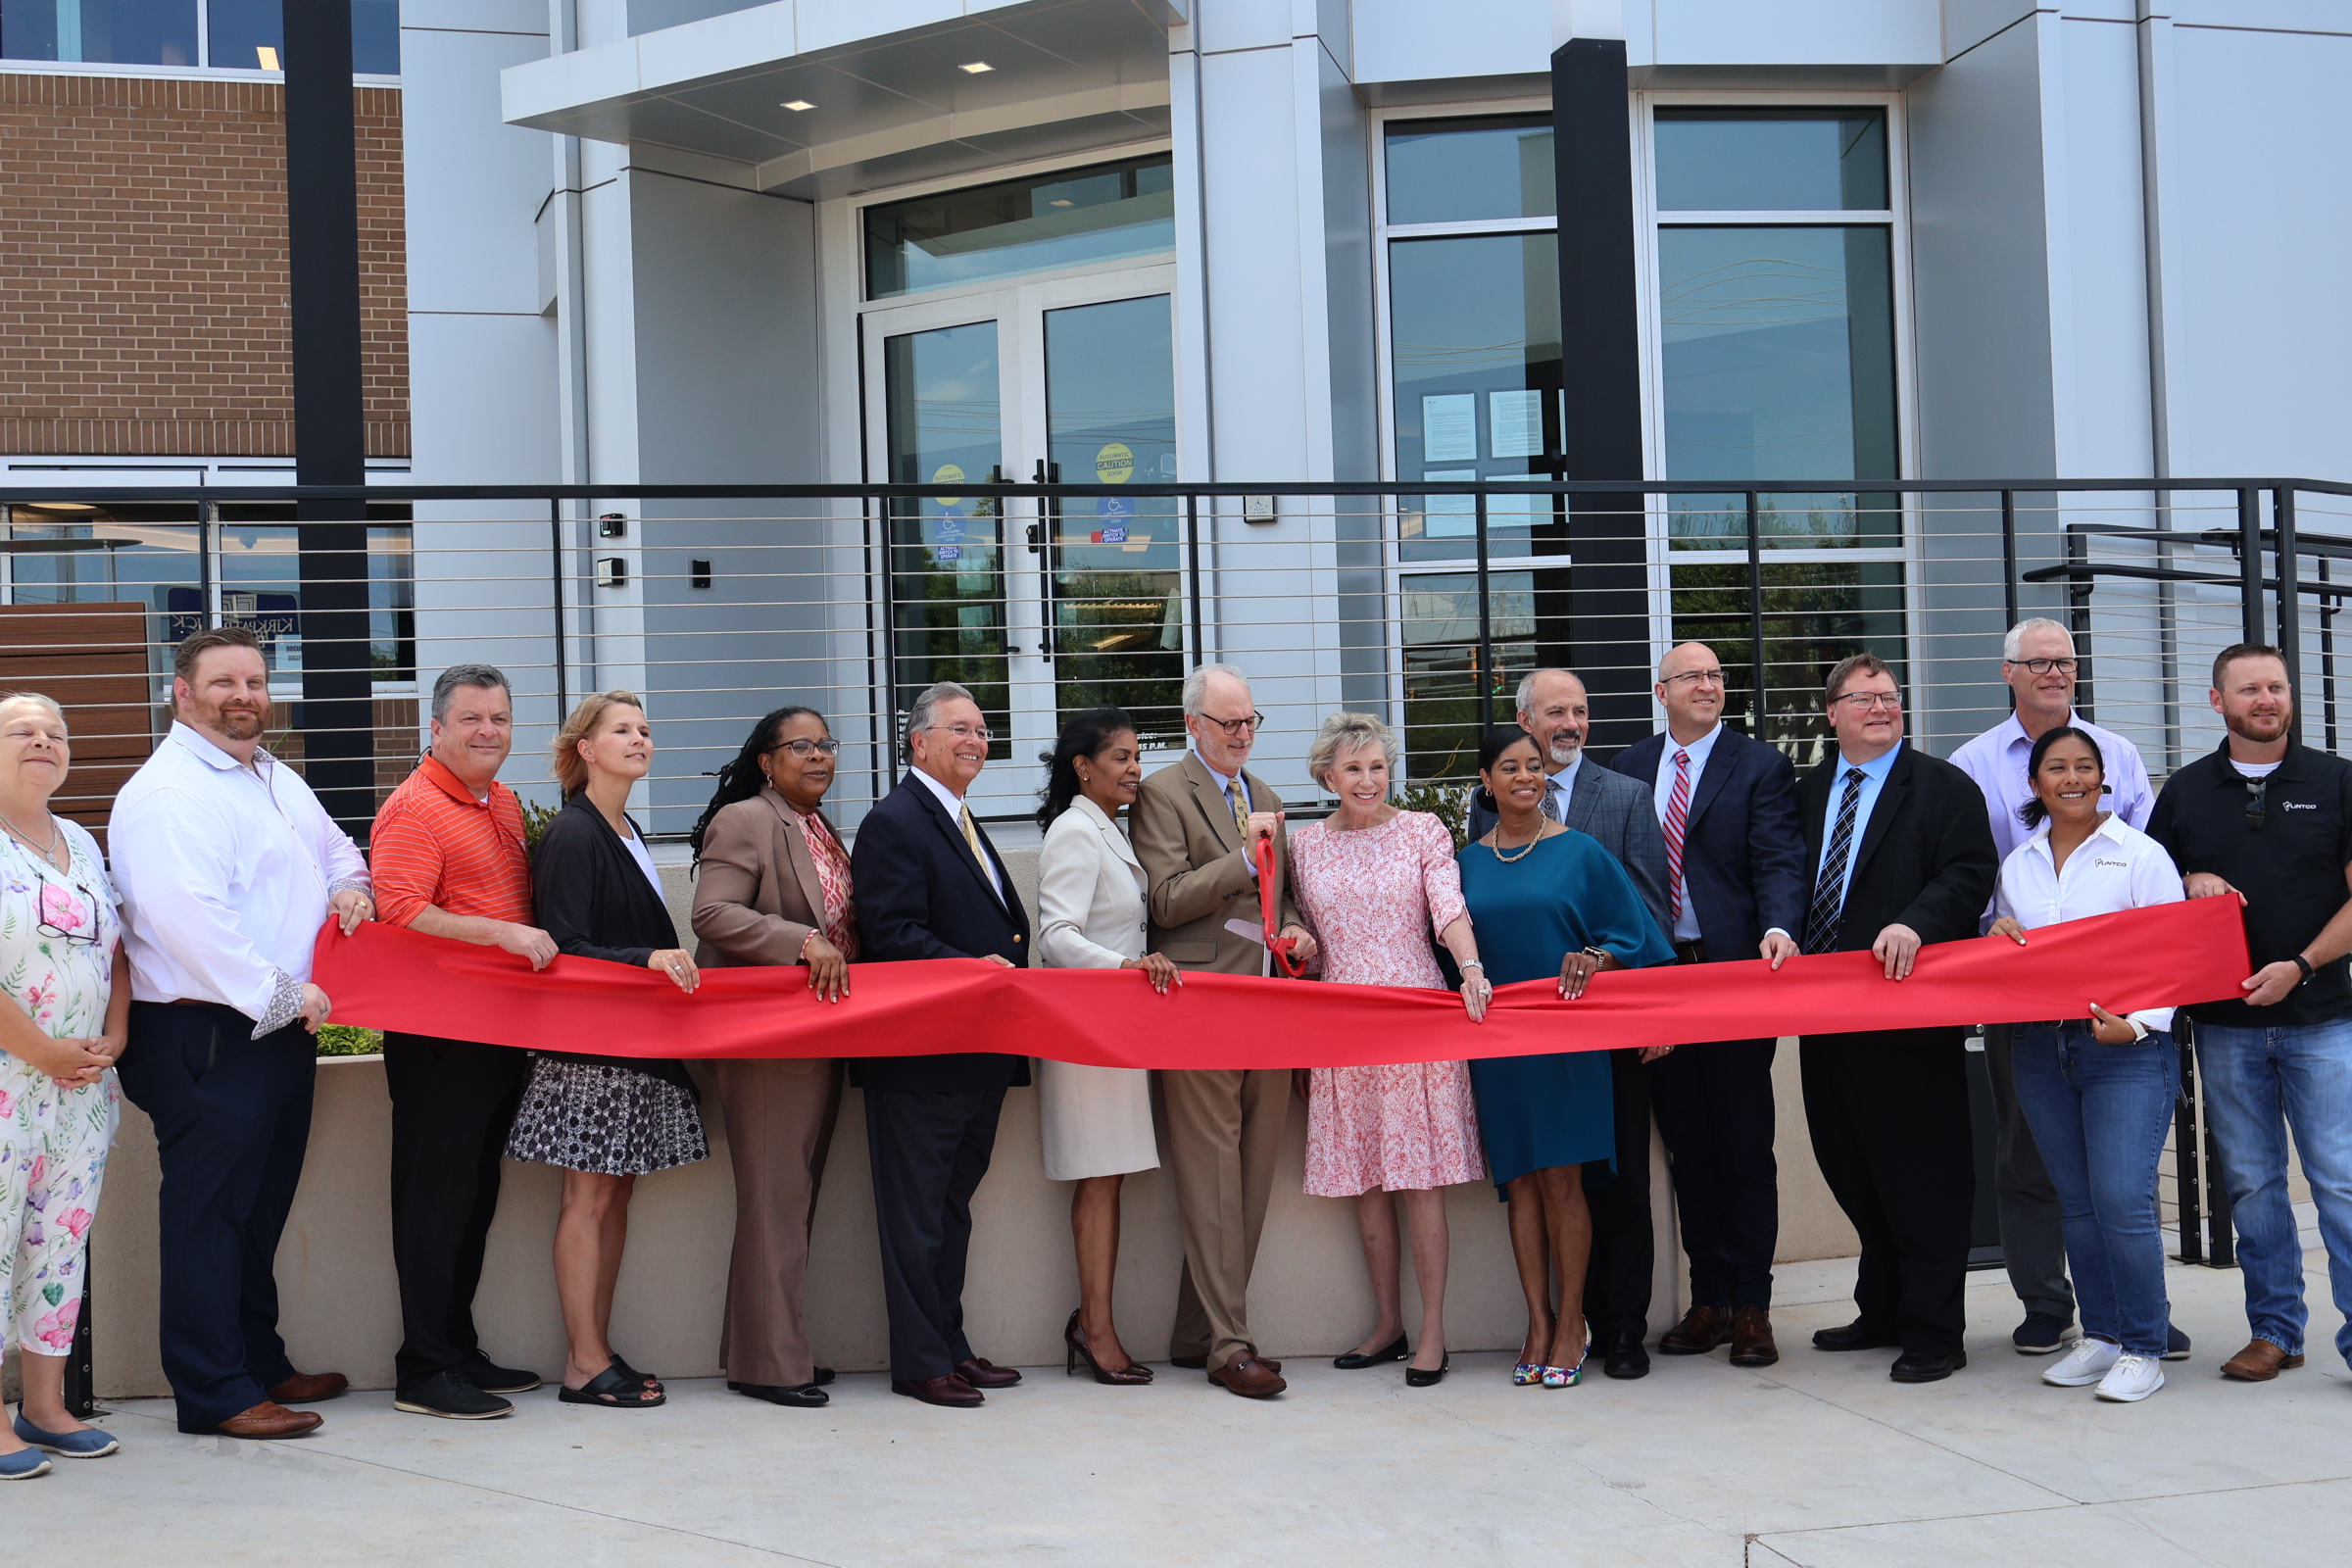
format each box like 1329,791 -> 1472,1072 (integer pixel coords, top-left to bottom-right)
2245,774 -> 2269,832
34,875 -> 101,946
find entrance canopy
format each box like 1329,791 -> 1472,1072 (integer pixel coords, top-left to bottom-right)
502,0 -> 1183,200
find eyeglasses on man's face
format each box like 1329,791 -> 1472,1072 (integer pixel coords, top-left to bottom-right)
1199,711 -> 1265,738
1834,690 -> 1903,712
2010,657 -> 2080,676
771,738 -> 840,758
1661,668 -> 1726,689
928,722 -> 994,744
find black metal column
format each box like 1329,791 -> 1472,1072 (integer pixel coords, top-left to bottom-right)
1551,36 -> 1650,754
284,0 -> 374,835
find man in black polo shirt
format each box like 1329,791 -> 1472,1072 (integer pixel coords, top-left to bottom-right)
2148,642 -> 2352,1384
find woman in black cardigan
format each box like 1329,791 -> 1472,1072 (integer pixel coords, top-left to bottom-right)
505,690 -> 705,1409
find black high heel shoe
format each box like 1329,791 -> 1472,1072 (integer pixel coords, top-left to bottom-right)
1065,1309 -> 1153,1385
1405,1350 -> 1450,1388
1334,1332 -> 1410,1370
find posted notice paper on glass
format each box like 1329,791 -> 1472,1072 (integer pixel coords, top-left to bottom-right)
1423,469 -> 1478,537
1490,390 -> 1544,460
1422,394 -> 1478,463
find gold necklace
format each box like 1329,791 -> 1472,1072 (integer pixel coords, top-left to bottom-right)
1489,821 -> 1544,863
0,806 -> 62,868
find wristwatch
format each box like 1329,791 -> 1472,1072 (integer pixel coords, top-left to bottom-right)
1582,946 -> 1609,965
2292,954 -> 2317,985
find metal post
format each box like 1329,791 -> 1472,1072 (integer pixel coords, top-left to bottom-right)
2174,1042 -> 2205,1265
2275,486 -> 2302,743
59,1255 -> 95,1420
2000,489 -> 2019,628
2238,486 -> 2264,646
549,498 -> 567,724
1474,489 -> 1494,732
1185,491 -> 1204,669
2321,554 -> 2338,755
1745,490 -> 1767,742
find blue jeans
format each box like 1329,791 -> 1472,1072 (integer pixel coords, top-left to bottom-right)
2193,1018 -> 2352,1366
2009,1022 -> 2178,1357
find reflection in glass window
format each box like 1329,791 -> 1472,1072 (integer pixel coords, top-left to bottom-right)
1671,560 -> 1904,757
865,155 -> 1174,300
1654,108 -> 1886,212
1385,115 -> 1554,225
1388,233 -> 1565,562
1659,225 -> 1895,546
3,0 -> 196,65
1398,570 -> 1570,782
205,0 -> 400,74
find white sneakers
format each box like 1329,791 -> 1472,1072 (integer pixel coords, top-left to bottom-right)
2042,1337 -> 2164,1400
2043,1337 -> 2121,1387
2094,1354 -> 2165,1402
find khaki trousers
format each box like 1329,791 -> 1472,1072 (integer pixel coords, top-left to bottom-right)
714,1058 -> 843,1388
1162,1067 -> 1291,1371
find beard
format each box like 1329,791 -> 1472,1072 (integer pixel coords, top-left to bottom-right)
195,698 -> 269,741
2225,706 -> 2290,745
1544,731 -> 1583,767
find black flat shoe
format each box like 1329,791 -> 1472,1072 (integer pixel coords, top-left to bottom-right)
1889,1349 -> 1967,1384
1170,1355 -> 1207,1370
813,1366 -> 836,1386
1812,1319 -> 1900,1352
1404,1352 -> 1449,1388
1602,1324 -> 1649,1380
733,1381 -> 828,1408
460,1354 -> 543,1396
1334,1333 -> 1409,1370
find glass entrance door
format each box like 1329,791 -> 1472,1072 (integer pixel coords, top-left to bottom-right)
866,265 -> 1178,810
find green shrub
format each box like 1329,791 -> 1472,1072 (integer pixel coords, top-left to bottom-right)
1395,777 -> 1473,849
316,1024 -> 383,1058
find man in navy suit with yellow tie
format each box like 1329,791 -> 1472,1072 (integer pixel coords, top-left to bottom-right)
852,680 -> 1032,1408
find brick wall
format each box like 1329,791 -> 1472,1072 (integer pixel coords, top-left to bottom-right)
0,74 -> 408,458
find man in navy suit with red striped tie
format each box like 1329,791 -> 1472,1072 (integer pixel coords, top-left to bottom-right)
1611,642 -> 1807,1370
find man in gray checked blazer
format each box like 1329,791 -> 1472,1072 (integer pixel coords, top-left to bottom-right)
1464,667 -> 1674,1381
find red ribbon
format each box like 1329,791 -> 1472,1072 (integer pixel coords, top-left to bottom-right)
313,898 -> 2249,1071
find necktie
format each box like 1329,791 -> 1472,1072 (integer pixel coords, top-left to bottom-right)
1540,781 -> 1563,823
957,803 -> 993,887
1803,767 -> 1868,955
1664,749 -> 1691,925
1229,778 -> 1251,842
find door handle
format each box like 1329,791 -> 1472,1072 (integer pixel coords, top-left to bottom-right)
1032,459 -> 1059,663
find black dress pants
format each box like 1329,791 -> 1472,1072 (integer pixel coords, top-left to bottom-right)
115,1002 -> 317,1433
382,1032 -> 530,1392
1651,1037 -> 1780,1308
1799,1026 -> 1976,1356
1581,1049 -> 1655,1338
863,1084 -> 1005,1382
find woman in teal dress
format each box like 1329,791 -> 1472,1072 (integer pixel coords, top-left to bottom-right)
1459,726 -> 1673,1388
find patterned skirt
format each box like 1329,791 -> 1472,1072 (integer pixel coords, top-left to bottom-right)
504,1056 -> 709,1176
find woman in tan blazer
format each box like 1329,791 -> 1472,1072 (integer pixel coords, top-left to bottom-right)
1035,708 -> 1179,1386
688,706 -> 856,1410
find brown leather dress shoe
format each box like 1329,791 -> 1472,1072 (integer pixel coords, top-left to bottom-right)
891,1373 -> 984,1408
268,1371 -> 349,1404
1207,1353 -> 1287,1398
954,1356 -> 1022,1389
214,1400 -> 323,1439
1658,1305 -> 1733,1355
2221,1339 -> 2306,1381
1729,1306 -> 1779,1368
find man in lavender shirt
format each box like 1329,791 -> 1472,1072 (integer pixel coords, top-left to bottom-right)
1950,617 -> 2159,1359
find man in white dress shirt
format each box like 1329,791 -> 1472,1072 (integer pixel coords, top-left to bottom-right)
109,626 -> 372,1440
1950,617 -> 2159,1359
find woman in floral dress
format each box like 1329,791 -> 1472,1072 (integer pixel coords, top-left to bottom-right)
0,693 -> 129,1477
1290,712 -> 1491,1386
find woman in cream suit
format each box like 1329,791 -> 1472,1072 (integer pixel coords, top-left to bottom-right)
687,706 -> 856,1410
1035,707 -> 1180,1385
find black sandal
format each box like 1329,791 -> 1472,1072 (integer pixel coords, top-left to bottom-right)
559,1363 -> 665,1408
608,1354 -> 661,1391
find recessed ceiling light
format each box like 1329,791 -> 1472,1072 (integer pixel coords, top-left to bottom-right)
959,61 -> 994,74
781,99 -> 814,111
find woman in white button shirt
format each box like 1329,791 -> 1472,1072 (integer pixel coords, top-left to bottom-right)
1991,724 -> 2184,1404
1033,707 -> 1178,1387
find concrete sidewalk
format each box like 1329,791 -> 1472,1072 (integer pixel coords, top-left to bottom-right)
10,1230 -> 2346,1567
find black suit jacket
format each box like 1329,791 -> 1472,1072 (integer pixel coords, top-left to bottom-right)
1795,742 -> 1998,957
533,793 -> 695,1092
1611,726 -> 1807,960
849,771 -> 1032,1095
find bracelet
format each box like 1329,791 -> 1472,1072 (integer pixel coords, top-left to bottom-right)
2293,954 -> 2316,985
1459,960 -> 1484,972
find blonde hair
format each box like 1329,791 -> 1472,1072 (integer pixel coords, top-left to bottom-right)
552,690 -> 644,798
1306,710 -> 1398,793
0,691 -> 67,730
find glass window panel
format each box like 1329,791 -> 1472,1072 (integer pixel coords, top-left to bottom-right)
1397,570 -> 1571,782
1660,224 -> 1896,547
1388,233 -> 1567,563
1654,108 -> 1887,212
884,320 -> 1009,755
205,0 -> 399,74
1384,114 -> 1554,225
1670,559 -> 1905,761
865,155 -> 1173,300
1044,294 -> 1184,747
5,0 -> 196,65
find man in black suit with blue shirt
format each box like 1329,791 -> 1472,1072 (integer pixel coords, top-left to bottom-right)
851,680 -> 1032,1409
1466,666 -> 1674,1378
1610,642 -> 1808,1369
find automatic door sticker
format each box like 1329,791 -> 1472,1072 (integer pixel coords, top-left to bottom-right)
931,464 -> 966,562
1094,443 -> 1134,541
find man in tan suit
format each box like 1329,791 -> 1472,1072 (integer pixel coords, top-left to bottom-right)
1130,662 -> 1317,1398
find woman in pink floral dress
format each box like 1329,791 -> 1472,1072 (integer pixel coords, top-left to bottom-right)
1290,712 -> 1491,1386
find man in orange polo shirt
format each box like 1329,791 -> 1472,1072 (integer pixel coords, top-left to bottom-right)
370,663 -> 559,1420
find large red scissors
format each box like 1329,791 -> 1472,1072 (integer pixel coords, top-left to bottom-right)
1257,835 -> 1308,977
